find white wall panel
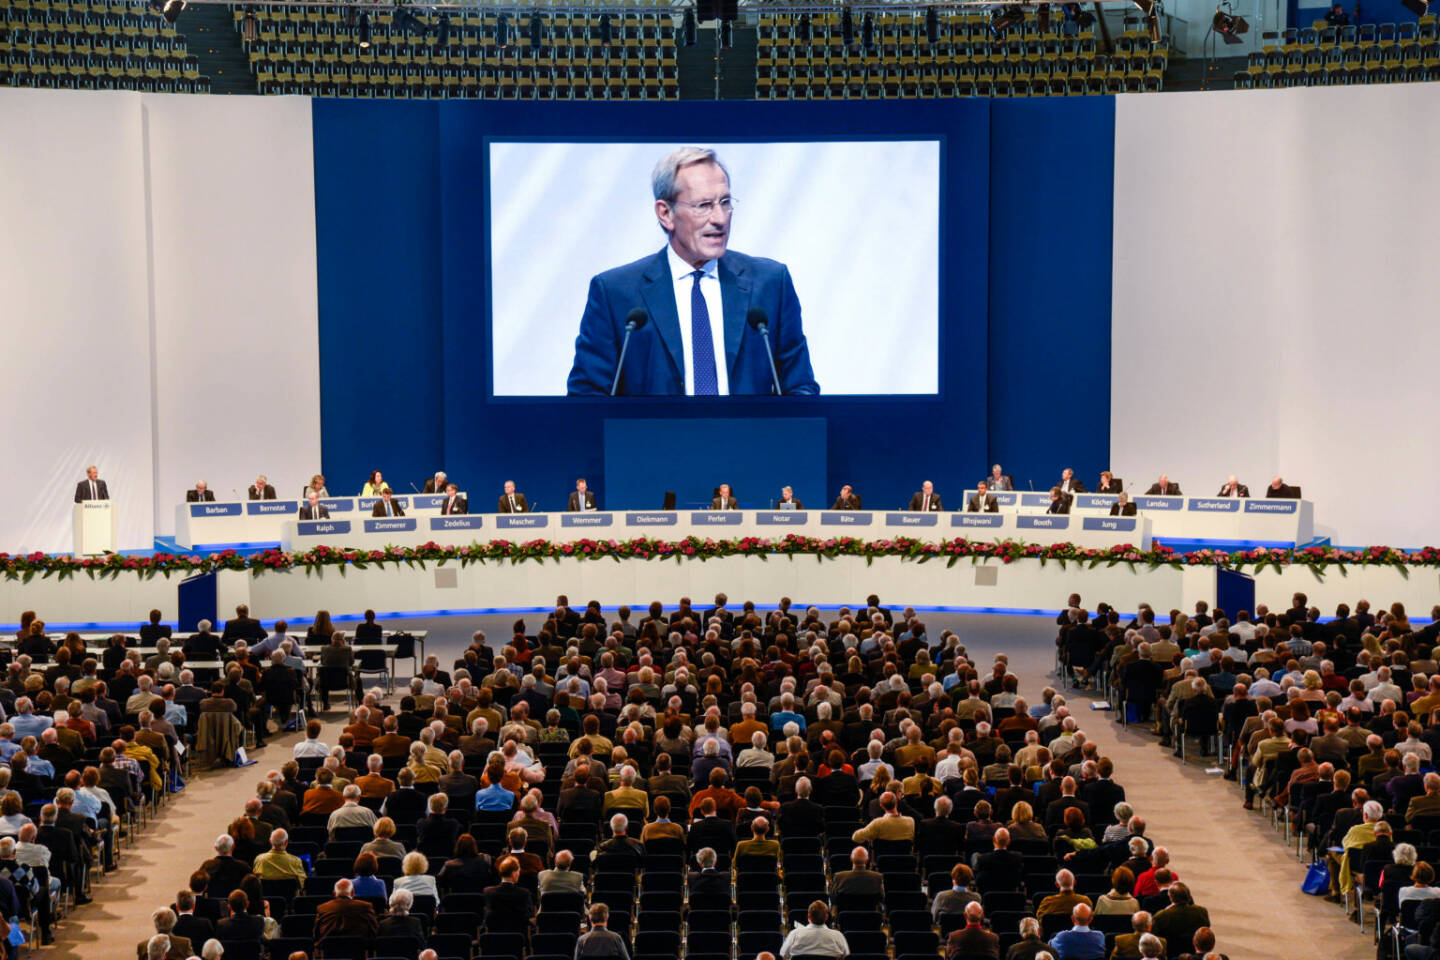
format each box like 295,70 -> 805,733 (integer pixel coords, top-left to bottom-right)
1113,85 -> 1440,546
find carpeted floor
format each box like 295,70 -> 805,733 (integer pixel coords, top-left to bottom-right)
54,612 -> 1375,960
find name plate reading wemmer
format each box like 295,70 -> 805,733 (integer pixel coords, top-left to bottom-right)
951,514 -> 1004,528
1187,498 -> 1241,513
1017,515 -> 1071,529
625,512 -> 679,526
248,501 -> 299,515
365,518 -> 417,533
820,512 -> 873,526
298,520 -> 351,536
756,512 -> 809,525
1245,500 -> 1298,514
561,513 -> 614,528
886,513 -> 939,527
1133,496 -> 1183,511
191,503 -> 241,517
430,516 -> 483,531
1082,517 -> 1138,532
496,514 -> 548,528
690,511 -> 744,525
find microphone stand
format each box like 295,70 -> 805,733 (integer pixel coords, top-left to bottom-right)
611,320 -> 641,396
753,319 -> 784,396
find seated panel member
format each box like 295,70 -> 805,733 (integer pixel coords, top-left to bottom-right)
299,492 -> 330,520
1058,468 -> 1085,496
303,474 -> 329,499
566,147 -> 819,398
440,484 -> 468,516
1265,476 -> 1299,499
987,464 -> 1014,492
1095,471 -> 1121,494
1216,475 -> 1249,498
567,479 -> 598,512
361,470 -> 390,497
711,484 -> 738,510
967,482 -> 999,513
372,489 -> 405,518
777,486 -> 802,509
248,475 -> 277,500
1046,487 -> 1071,515
498,481 -> 529,514
1109,492 -> 1137,517
422,471 -> 448,494
75,465 -> 110,502
1145,474 -> 1181,496
186,481 -> 216,503
909,481 -> 942,512
831,485 -> 862,510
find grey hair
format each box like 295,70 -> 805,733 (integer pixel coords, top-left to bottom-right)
652,147 -> 729,205
1394,843 -> 1419,866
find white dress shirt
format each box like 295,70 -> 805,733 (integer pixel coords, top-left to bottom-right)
668,244 -> 728,396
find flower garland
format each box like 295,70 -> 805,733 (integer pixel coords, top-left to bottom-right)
0,538 -> 1432,583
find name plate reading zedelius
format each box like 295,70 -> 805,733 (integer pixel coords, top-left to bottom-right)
430,516 -> 484,530
1017,515 -> 1071,529
1187,498 -> 1241,513
1245,500 -> 1298,514
298,520 -> 352,536
690,512 -> 744,525
192,503 -> 242,517
950,514 -> 1003,528
885,513 -> 939,526
625,513 -> 679,526
1082,517 -> 1138,532
364,518 -> 416,533
496,514 -> 547,528
560,513 -> 614,527
820,512 -> 873,526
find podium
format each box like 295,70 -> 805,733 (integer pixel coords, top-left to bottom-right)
73,501 -> 117,555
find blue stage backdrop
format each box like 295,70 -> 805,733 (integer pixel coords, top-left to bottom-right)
312,99 -> 1114,510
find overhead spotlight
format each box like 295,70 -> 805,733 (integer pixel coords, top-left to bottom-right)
841,5 -> 854,44
241,7 -> 257,41
1211,6 -> 1249,42
496,12 -> 509,46
529,11 -> 542,48
861,11 -> 874,47
599,13 -> 612,46
1402,0 -> 1427,15
160,0 -> 184,24
990,4 -> 1024,34
437,12 -> 450,46
720,17 -> 732,47
925,6 -> 939,43
682,7 -> 696,45
1037,3 -> 1050,32
358,11 -> 371,47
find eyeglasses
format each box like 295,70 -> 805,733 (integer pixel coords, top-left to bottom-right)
671,197 -> 737,217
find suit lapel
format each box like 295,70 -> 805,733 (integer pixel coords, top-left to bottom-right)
718,255 -> 751,378
640,249 -> 685,383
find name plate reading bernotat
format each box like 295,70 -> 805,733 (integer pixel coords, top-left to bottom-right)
951,514 -> 1003,528
561,513 -> 614,527
625,512 -> 678,526
298,520 -> 351,536
365,518 -> 417,533
1082,517 -> 1137,532
496,514 -> 547,528
1245,500 -> 1298,514
248,500 -> 299,515
886,513 -> 939,526
430,516 -> 483,531
756,512 -> 808,525
1187,498 -> 1241,513
191,503 -> 242,517
690,512 -> 743,525
820,512 -> 873,526
1017,515 -> 1071,530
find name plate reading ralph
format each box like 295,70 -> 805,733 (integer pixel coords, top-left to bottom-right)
298,520 -> 351,536
191,502 -> 241,517
1245,500 -> 1298,514
561,513 -> 614,528
625,512 -> 679,526
1133,496 -> 1183,511
248,500 -> 299,515
430,516 -> 483,531
820,512 -> 873,526
1017,515 -> 1071,529
365,518 -> 417,534
756,512 -> 808,525
496,514 -> 547,528
1082,517 -> 1137,532
886,513 -> 939,527
951,514 -> 1004,528
1187,498 -> 1241,513
690,511 -> 743,525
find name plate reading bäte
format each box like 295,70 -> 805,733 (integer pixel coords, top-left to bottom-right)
430,516 -> 483,531
1082,517 -> 1137,532
690,511 -> 743,525
951,514 -> 1004,528
1245,500 -> 1298,514
820,512 -> 873,526
191,502 -> 242,517
1017,515 -> 1071,529
248,500 -> 298,515
1187,498 -> 1241,513
496,514 -> 547,528
886,513 -> 939,527
756,512 -> 809,525
321,498 -> 355,512
365,518 -> 416,533
561,513 -> 614,528
625,512 -> 679,526
1133,496 -> 1183,511
298,520 -> 351,536
1074,494 -> 1119,510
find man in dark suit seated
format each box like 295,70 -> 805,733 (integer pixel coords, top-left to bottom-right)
1045,487 -> 1071,515
416,793 -> 460,853
1144,475 -> 1181,496
831,485 -> 862,510
201,834 -> 250,899
498,481 -> 528,513
172,891 -> 215,946
711,484 -> 738,510
371,489 -> 405,517
421,471 -> 449,494
1109,492 -> 1137,517
830,846 -> 885,901
184,481 -> 215,503
567,479 -> 598,512
221,604 -> 266,647
380,768 -> 428,823
917,795 -> 965,857
1265,476 -> 1299,499
139,610 -> 172,645
247,475 -> 276,500
1058,468 -> 1085,496
1215,475 -> 1249,497
687,798 -> 736,856
776,485 -> 803,509
944,901 -> 1000,959
299,491 -> 329,520
313,879 -> 379,942
974,828 -> 1025,892
967,482 -> 999,513
216,890 -> 266,942
687,846 -> 731,897
439,484 -> 468,516
483,856 -> 536,932
909,481 -> 942,512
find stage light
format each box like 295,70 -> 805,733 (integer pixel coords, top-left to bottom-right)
599,13 -> 612,46
160,0 -> 184,24
496,12 -> 509,46
437,12 -> 451,46
925,7 -> 939,43
358,11 -> 371,48
241,8 -> 257,41
682,7 -> 696,45
1211,6 -> 1249,42
529,11 -> 542,48
720,17 -> 732,47
991,4 -> 1024,34
841,6 -> 853,44
1403,0 -> 1427,15
861,11 -> 874,47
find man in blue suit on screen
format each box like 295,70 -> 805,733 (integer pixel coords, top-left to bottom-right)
566,147 -> 819,397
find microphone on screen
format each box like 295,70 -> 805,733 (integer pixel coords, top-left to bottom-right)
610,308 -> 649,397
747,307 -> 784,396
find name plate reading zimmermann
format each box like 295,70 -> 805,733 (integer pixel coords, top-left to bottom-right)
364,518 -> 417,533
430,516 -> 484,530
1245,500 -> 1298,514
561,513 -> 614,528
950,514 -> 1004,528
191,503 -> 242,517
297,520 -> 351,536
1017,515 -> 1071,529
690,512 -> 743,525
885,513 -> 939,526
1082,517 -> 1137,532
625,512 -> 679,526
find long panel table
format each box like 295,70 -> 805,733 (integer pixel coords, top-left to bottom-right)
174,494 -> 468,549
958,490 -> 1313,546
279,510 -> 1153,551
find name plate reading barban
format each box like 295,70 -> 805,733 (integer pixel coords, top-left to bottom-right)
191,503 -> 242,517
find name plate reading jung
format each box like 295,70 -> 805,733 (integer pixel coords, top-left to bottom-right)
1074,494 -> 1119,510
496,514 -> 547,528
248,500 -> 298,515
820,511 -> 873,526
1017,515 -> 1071,530
1082,517 -> 1137,532
886,513 -> 939,527
365,518 -> 417,534
430,516 -> 484,531
359,496 -> 410,511
951,514 -> 1004,528
1133,497 -> 1183,511
691,511 -> 743,525
298,520 -> 351,536
561,513 -> 614,528
191,502 -> 241,517
1187,498 -> 1241,513
756,512 -> 809,525
625,512 -> 679,526
1245,500 -> 1298,514
321,498 -> 355,512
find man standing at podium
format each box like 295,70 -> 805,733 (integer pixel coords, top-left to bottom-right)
249,475 -> 276,500
74,465 -> 109,502
567,479 -> 598,512
186,481 -> 215,503
440,483 -> 468,516
498,481 -> 529,514
372,489 -> 405,517
299,492 -> 330,520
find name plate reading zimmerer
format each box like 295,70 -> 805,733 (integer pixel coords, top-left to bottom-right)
496,514 -> 547,528
1018,515 -> 1071,529
321,498 -> 355,512
561,513 -> 614,528
430,516 -> 483,531
248,500 -> 299,516
1133,497 -> 1183,511
1075,494 -> 1119,510
690,511 -> 743,525
365,518 -> 417,533
886,513 -> 939,526
298,520 -> 351,536
1082,517 -> 1137,532
1188,498 -> 1241,513
625,512 -> 678,526
820,512 -> 873,526
951,514 -> 1004,528
1245,500 -> 1298,514
191,503 -> 241,517
756,512 -> 809,525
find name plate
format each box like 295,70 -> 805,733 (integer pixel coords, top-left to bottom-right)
365,518 -> 416,533
298,520 -> 351,536
248,501 -> 298,515
951,514 -> 1004,528
886,512 -> 938,526
412,495 -> 450,510
1074,494 -> 1119,510
1082,517 -> 1137,532
1133,496 -> 1183,511
1018,492 -> 1052,508
1018,515 -> 1070,529
625,512 -> 679,526
321,498 -> 355,512
756,511 -> 809,525
561,513 -> 614,528
430,516 -> 483,531
1188,498 -> 1241,513
966,490 -> 1018,506
820,511 -> 873,526
691,511 -> 743,525
191,502 -> 241,517
359,496 -> 409,510
1245,500 -> 1298,514
496,514 -> 548,528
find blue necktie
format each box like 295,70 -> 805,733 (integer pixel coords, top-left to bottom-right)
690,269 -> 718,396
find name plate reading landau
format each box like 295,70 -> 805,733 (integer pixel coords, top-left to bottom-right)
1133,496 -> 1183,511
365,518 -> 417,534
561,513 -> 614,528
1082,517 -> 1138,532
1245,500 -> 1298,514
191,502 -> 242,517
298,520 -> 351,536
756,511 -> 809,525
690,511 -> 743,525
625,512 -> 679,526
248,500 -> 299,516
430,516 -> 484,531
820,511 -> 873,526
1017,515 -> 1071,530
886,512 -> 939,527
1187,498 -> 1241,513
951,514 -> 1004,528
496,514 -> 547,528
1074,494 -> 1119,510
